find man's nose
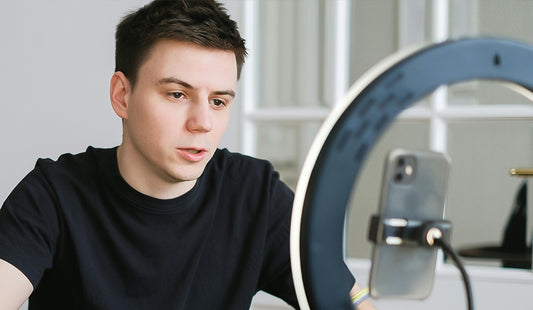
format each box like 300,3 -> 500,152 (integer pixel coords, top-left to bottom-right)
186,100 -> 213,133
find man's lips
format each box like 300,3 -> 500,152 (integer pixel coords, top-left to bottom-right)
185,149 -> 202,154
177,148 -> 207,162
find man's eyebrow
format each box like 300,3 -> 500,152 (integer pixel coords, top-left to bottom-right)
157,77 -> 235,98
157,77 -> 193,88
213,89 -> 236,98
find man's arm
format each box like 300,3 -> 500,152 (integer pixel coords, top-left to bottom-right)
0,259 -> 33,310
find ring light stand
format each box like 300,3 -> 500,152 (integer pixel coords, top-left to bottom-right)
289,37 -> 533,309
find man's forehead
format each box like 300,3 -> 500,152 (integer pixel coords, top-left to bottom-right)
137,40 -> 238,89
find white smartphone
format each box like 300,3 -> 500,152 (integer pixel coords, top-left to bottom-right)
369,148 -> 451,299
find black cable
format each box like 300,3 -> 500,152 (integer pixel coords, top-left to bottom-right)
433,238 -> 474,310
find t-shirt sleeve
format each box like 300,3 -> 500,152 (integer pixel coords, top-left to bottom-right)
0,167 -> 60,288
258,167 -> 356,309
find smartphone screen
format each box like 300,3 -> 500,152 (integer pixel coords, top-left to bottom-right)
369,148 -> 451,299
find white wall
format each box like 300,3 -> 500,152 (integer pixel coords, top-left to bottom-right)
0,1 -> 136,201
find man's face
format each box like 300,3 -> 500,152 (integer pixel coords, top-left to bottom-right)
120,40 -> 237,189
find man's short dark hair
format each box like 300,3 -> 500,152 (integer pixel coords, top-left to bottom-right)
115,0 -> 247,87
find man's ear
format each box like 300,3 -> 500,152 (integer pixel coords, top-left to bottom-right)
110,71 -> 131,119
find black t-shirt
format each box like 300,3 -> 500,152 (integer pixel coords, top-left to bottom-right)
0,147 -> 299,309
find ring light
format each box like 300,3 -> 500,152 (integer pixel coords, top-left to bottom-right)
289,37 -> 533,309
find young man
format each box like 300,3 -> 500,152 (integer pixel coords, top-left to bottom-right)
0,0 -> 374,309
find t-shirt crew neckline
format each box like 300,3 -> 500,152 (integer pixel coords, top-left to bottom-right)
103,147 -> 205,215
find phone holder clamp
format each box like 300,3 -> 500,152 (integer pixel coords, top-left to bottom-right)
368,215 -> 452,247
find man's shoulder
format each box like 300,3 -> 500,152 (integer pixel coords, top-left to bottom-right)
213,148 -> 272,167
37,146 -> 113,166
34,146 -> 116,180
210,148 -> 275,177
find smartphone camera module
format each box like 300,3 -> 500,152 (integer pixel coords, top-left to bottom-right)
393,155 -> 416,184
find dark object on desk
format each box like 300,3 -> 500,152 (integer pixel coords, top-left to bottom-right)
459,181 -> 531,269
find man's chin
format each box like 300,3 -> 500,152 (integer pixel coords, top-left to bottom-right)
168,168 -> 204,184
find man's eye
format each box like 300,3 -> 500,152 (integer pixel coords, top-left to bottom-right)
170,92 -> 184,99
212,99 -> 226,107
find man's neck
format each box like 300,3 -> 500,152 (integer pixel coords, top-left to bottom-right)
115,145 -> 196,200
